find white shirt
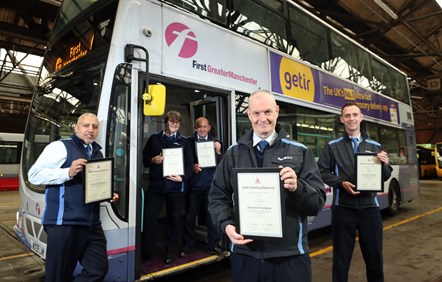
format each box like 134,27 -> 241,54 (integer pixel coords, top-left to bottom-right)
28,140 -> 72,185
252,130 -> 278,147
197,135 -> 208,141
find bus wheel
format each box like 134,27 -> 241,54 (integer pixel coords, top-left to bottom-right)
385,181 -> 400,216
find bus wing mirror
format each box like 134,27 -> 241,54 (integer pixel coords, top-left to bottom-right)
143,85 -> 166,116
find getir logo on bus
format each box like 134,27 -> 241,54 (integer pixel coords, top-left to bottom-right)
279,57 -> 315,101
165,23 -> 198,58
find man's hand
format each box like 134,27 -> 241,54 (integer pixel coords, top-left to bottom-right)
69,159 -> 87,177
166,175 -> 183,182
377,150 -> 389,165
193,163 -> 202,174
110,193 -> 119,203
151,153 -> 163,165
225,224 -> 253,245
341,181 -> 360,195
214,141 -> 222,155
279,166 -> 297,192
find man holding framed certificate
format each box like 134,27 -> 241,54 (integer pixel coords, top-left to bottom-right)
208,90 -> 326,282
28,113 -> 118,282
180,117 -> 223,257
317,102 -> 393,282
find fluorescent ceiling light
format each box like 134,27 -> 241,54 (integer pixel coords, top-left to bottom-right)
373,0 -> 398,20
411,95 -> 423,100
437,0 -> 442,9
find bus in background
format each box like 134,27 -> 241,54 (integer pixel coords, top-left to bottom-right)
0,133 -> 48,191
416,144 -> 437,179
14,0 -> 419,280
434,142 -> 442,177
0,133 -> 23,191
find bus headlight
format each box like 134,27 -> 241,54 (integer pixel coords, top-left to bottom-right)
16,211 -> 23,230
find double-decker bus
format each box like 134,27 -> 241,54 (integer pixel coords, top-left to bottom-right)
15,0 -> 419,280
416,144 -> 437,178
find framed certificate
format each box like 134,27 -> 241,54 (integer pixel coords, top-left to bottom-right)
195,141 -> 216,168
84,158 -> 114,204
355,153 -> 384,192
233,168 -> 285,240
162,147 -> 184,176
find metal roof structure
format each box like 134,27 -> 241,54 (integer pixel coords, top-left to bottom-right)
0,0 -> 441,140
0,0 -> 61,131
292,0 -> 442,140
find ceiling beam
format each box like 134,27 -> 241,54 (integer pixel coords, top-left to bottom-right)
0,22 -> 48,45
0,41 -> 45,57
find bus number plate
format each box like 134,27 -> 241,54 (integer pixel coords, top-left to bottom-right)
31,241 -> 46,258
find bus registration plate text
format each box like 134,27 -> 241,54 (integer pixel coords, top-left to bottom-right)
31,241 -> 46,258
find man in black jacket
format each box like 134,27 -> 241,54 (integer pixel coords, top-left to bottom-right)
180,117 -> 222,257
317,102 -> 392,282
209,90 -> 326,282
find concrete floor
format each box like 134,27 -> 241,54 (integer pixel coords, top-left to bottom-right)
310,179 -> 442,282
0,180 -> 441,281
0,191 -> 44,281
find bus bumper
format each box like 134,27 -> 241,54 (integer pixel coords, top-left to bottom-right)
14,208 -> 47,259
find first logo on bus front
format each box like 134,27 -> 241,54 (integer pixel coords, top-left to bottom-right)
165,22 -> 198,58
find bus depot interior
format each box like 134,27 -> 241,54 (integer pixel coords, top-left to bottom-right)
2,0 -> 440,280
16,76 -> 415,279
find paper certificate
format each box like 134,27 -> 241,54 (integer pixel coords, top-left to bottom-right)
196,141 -> 217,168
162,147 -> 184,176
234,168 -> 285,239
84,158 -> 114,204
355,153 -> 383,192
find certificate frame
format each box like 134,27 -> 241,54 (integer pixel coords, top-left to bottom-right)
195,141 -> 217,168
84,157 -> 114,204
355,153 -> 384,192
233,167 -> 286,240
162,147 -> 184,176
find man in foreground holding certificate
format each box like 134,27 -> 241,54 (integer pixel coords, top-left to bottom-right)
317,102 -> 392,282
208,90 -> 326,282
28,113 -> 118,282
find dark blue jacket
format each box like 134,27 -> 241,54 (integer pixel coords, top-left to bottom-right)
143,131 -> 193,192
42,134 -> 103,226
317,130 -> 393,209
209,126 -> 326,259
189,132 -> 223,191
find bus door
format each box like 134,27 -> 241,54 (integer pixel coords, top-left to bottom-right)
137,83 -> 229,279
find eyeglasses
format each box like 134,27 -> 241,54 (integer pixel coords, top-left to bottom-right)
168,120 -> 180,124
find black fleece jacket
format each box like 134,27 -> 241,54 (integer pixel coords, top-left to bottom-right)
209,125 -> 326,259
317,130 -> 393,209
